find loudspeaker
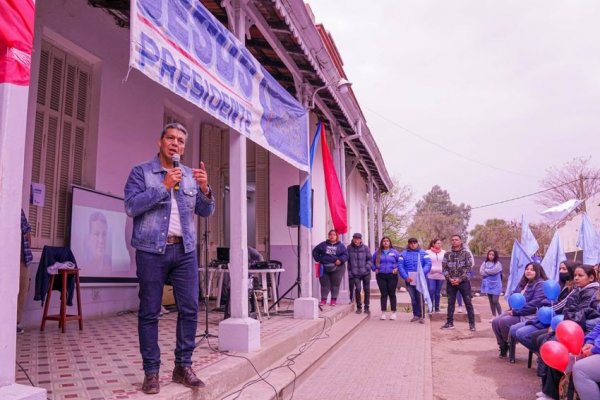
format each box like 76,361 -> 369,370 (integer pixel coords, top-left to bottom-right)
287,185 -> 313,227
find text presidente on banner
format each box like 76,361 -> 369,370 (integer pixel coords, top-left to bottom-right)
137,0 -> 260,133
137,0 -> 257,97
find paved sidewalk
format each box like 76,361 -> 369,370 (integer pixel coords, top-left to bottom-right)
293,302 -> 433,400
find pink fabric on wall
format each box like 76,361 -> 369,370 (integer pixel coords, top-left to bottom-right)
320,124 -> 348,234
0,0 -> 35,85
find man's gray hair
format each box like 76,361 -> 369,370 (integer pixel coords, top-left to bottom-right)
160,122 -> 188,139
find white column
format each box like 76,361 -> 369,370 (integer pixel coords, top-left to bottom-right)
368,178 -> 375,250
294,170 -> 318,319
368,178 -> 378,290
0,76 -> 46,400
335,130 -> 350,304
218,0 -> 260,352
293,86 -> 318,320
377,189 -> 383,245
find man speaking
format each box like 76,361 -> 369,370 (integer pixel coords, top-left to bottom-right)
124,122 -> 215,394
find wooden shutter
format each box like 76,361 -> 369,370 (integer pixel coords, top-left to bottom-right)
29,41 -> 90,248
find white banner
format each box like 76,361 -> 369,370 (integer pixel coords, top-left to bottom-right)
130,0 -> 309,171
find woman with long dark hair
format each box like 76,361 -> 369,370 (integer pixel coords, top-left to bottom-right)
480,249 -> 503,321
371,236 -> 401,320
491,262 -> 548,360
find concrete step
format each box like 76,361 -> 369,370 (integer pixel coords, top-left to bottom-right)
219,308 -> 369,400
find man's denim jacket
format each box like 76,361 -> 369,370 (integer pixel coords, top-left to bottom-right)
124,155 -> 215,254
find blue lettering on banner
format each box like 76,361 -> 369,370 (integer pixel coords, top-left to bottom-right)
131,0 -> 308,170
138,0 -> 162,27
139,32 -> 159,68
167,0 -> 189,49
259,66 -> 308,165
190,8 -> 213,65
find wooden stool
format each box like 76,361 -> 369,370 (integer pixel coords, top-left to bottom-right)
40,269 -> 83,332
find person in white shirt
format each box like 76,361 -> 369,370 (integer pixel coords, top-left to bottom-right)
426,238 -> 446,313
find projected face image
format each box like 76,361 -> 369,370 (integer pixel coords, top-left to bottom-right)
85,211 -> 112,269
89,216 -> 107,256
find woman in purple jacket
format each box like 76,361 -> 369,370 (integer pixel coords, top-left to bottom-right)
492,262 -> 548,360
371,236 -> 401,320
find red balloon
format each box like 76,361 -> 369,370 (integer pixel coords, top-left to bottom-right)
556,320 -> 585,355
540,341 -> 570,372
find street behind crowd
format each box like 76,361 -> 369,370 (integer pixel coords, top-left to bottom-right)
291,295 -> 538,400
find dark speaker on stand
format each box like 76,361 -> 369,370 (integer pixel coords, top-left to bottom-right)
287,185 -> 313,227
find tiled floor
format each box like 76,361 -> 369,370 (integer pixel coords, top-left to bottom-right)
15,301 -> 343,400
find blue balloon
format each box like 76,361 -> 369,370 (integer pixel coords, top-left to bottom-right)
509,293 -> 526,310
543,280 -> 561,302
537,306 -> 555,325
551,314 -> 565,331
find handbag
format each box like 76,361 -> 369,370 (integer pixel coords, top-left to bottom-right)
558,373 -> 579,400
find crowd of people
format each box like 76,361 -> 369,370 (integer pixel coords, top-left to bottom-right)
313,231 -> 600,400
313,232 -> 476,328
499,261 -> 600,400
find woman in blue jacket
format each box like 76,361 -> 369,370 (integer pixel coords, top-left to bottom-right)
398,238 -> 431,323
372,236 -> 401,320
312,229 -> 349,306
480,249 -> 503,321
492,262 -> 548,360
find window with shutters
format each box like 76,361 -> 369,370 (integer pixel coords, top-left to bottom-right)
29,41 -> 91,248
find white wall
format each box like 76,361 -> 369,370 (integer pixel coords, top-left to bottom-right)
557,193 -> 600,253
345,169 -> 369,244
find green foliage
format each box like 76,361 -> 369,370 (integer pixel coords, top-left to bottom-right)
407,185 -> 471,248
468,219 -> 553,257
377,177 -> 412,246
469,219 -> 519,256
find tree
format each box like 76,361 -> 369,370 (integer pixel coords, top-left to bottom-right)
407,185 -> 471,248
529,222 -> 553,257
468,219 -> 519,256
468,219 -> 553,257
376,177 -> 412,246
536,157 -> 600,211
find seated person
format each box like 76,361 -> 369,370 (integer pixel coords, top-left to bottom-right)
492,262 -> 548,360
573,318 -> 600,400
513,261 -> 577,353
535,265 -> 600,400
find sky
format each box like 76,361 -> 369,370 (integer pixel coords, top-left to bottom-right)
307,0 -> 600,230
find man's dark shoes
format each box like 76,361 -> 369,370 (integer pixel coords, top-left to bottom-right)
142,373 -> 160,394
355,308 -> 362,314
440,322 -> 454,330
172,365 -> 205,389
469,324 -> 476,332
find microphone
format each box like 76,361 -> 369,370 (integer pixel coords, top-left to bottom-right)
172,154 -> 180,191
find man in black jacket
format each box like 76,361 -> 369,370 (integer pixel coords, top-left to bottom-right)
347,233 -> 373,314
441,235 -> 476,331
